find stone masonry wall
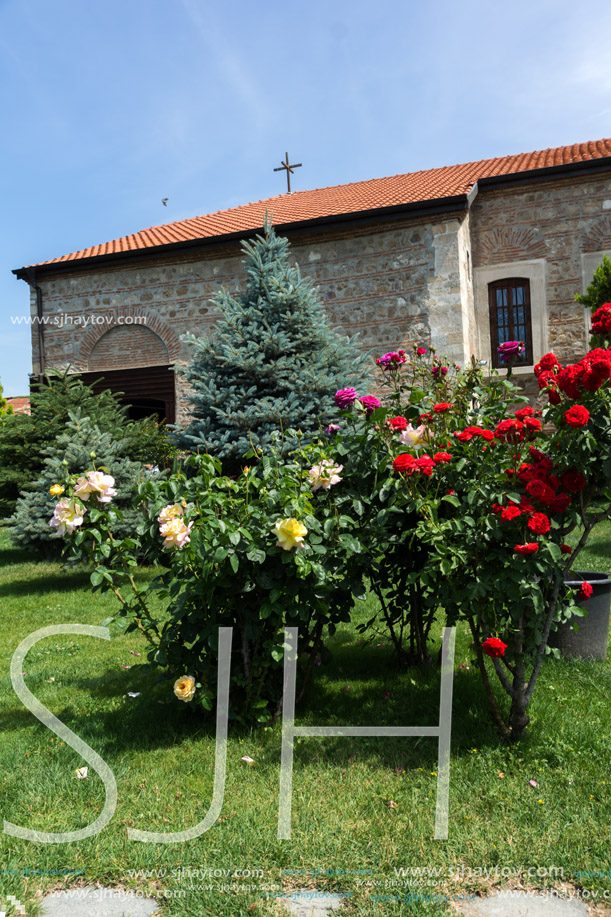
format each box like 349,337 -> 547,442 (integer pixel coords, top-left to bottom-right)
471,171 -> 611,367
28,171 -> 611,422
29,215 -> 471,421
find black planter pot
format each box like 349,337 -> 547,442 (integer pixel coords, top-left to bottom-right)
548,571 -> 611,660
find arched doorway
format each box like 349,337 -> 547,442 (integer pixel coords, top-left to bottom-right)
80,324 -> 176,423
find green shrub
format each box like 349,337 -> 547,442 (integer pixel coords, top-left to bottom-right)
51,438 -> 366,722
0,369 -> 173,518
10,410 -> 147,557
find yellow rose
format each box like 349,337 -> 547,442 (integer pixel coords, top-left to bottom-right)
273,518 -> 307,551
173,675 -> 196,702
49,484 -> 65,496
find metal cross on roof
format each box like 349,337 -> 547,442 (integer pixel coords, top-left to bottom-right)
273,152 -> 302,193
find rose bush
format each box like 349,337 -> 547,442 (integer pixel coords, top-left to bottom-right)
49,441 -> 366,723
324,336 -> 611,738
43,312 -> 611,740
319,346 -> 527,667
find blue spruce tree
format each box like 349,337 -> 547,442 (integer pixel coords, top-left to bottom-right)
178,222 -> 372,464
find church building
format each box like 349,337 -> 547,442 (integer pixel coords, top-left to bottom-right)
14,138 -> 611,424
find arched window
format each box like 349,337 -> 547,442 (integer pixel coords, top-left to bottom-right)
488,278 -> 533,369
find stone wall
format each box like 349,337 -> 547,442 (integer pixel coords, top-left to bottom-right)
27,168 -> 611,422
471,171 -> 611,367
30,215 -> 470,420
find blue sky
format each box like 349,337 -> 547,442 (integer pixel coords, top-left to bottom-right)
2,0 -> 611,395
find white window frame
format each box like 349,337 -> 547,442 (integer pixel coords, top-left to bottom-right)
473,259 -> 547,375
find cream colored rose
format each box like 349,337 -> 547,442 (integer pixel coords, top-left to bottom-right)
273,518 -> 307,551
158,503 -> 185,525
49,498 -> 86,536
308,460 -> 343,492
74,470 -> 117,503
160,518 -> 192,548
399,424 -> 429,449
174,675 -> 196,702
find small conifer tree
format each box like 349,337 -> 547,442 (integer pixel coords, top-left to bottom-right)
0,369 -> 172,517
575,254 -> 611,313
575,255 -> 611,345
177,222 -> 372,464
11,410 -> 146,556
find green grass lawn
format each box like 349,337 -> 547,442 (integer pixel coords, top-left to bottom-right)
0,525 -> 610,915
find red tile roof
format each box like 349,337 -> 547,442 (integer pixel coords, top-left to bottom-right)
6,397 -> 31,415
25,138 -> 611,269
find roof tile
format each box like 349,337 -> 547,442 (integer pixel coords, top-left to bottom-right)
28,138 -> 611,268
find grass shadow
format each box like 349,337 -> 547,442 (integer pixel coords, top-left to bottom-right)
0,570 -> 92,597
0,540 -> 41,568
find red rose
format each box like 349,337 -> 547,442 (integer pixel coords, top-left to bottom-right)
514,406 -> 535,420
585,347 -> 611,365
548,493 -> 571,513
578,349 -> 611,391
582,362 -> 608,391
482,637 -> 507,658
520,496 -> 535,514
433,452 -> 452,463
557,364 -> 584,399
529,447 -> 553,470
537,369 -> 558,390
560,470 -> 586,493
538,352 -> 561,373
528,512 -> 551,535
501,505 -> 522,523
419,412 -> 433,423
594,354 -> 611,371
446,488 -> 455,495
560,544 -> 573,554
514,543 -> 539,555
388,416 -> 408,431
522,417 -> 542,436
517,463 -> 536,483
414,455 -> 436,475
416,346 -> 427,355
591,303 -> 611,336
564,405 -> 590,428
494,419 -> 524,443
393,454 -> 416,473
433,402 -> 453,413
454,426 -> 494,442
578,582 -> 593,601
526,479 -> 555,506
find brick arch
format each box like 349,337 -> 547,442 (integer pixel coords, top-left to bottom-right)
472,226 -> 548,267
74,308 -> 182,371
582,216 -> 611,253
87,325 -> 169,371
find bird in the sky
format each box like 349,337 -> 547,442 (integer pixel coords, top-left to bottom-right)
162,198 -> 168,206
